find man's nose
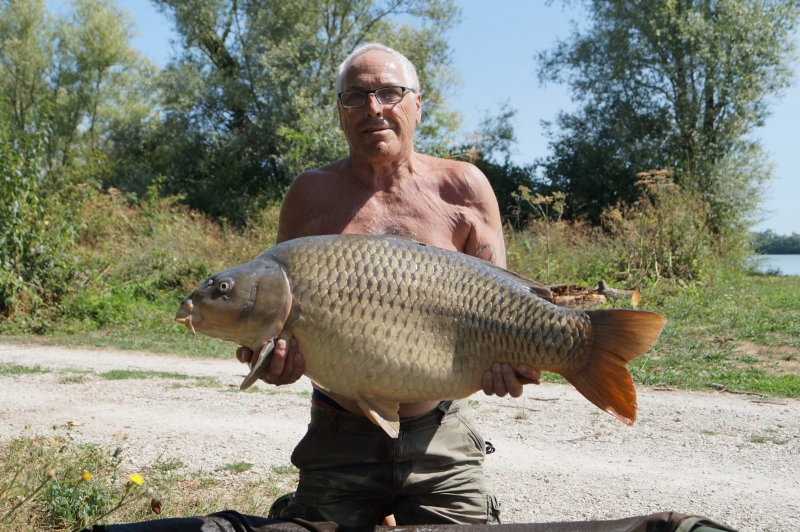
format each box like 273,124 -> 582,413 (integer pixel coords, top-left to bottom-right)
364,92 -> 383,115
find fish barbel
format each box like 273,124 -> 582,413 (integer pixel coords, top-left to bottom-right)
175,234 -> 666,437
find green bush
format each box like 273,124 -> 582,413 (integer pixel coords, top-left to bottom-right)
0,118 -> 79,315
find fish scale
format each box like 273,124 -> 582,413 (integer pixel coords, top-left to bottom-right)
176,234 -> 667,438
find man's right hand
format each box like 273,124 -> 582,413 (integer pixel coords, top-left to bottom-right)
236,337 -> 306,386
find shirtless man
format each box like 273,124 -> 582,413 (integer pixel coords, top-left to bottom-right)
238,43 -> 540,526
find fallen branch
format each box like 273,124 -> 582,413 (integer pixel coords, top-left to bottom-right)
596,279 -> 641,307
750,399 -> 789,406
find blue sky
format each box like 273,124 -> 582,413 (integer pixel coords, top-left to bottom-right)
123,0 -> 798,235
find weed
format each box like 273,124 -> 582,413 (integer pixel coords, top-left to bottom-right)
0,426 -> 159,531
216,462 -> 253,473
514,410 -> 530,420
98,370 -> 218,388
270,464 -> 299,476
155,458 -> 185,473
0,364 -> 48,376
59,374 -> 87,384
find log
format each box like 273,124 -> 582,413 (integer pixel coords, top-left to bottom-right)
596,279 -> 641,308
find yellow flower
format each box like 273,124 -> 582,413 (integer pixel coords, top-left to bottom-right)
82,471 -> 92,481
128,474 -> 144,486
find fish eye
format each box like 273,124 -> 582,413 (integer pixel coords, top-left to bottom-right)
218,279 -> 234,293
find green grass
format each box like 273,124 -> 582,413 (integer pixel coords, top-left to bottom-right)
98,370 -> 220,388
629,273 -> 800,397
216,462 -> 253,473
0,363 -> 49,376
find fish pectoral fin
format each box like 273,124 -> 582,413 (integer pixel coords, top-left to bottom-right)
240,339 -> 275,391
355,395 -> 400,439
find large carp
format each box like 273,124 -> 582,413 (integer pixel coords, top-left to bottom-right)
175,234 -> 666,438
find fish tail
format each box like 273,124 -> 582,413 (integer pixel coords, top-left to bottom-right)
562,309 -> 667,425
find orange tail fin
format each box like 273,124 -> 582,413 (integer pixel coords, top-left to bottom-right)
563,309 -> 667,425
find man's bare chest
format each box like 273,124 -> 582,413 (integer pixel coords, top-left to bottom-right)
305,194 -> 471,250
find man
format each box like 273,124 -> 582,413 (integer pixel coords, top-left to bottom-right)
237,42 -> 540,527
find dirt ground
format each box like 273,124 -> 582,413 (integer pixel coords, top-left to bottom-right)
1,343 -> 798,531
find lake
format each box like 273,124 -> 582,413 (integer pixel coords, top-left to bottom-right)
750,254 -> 800,276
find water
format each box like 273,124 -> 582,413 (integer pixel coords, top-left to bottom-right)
750,254 -> 800,276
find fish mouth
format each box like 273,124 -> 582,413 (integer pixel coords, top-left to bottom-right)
175,299 -> 202,336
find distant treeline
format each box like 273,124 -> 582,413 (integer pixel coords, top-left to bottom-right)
752,230 -> 800,254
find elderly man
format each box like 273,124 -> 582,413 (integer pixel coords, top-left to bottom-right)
237,42 -> 539,527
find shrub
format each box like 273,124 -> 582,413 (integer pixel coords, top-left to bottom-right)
0,120 -> 79,315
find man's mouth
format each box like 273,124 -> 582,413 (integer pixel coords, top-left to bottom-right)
361,123 -> 392,133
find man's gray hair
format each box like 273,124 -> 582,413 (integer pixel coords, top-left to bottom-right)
335,43 -> 421,95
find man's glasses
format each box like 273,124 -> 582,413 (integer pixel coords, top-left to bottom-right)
338,86 -> 415,108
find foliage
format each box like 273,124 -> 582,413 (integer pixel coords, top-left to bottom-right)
0,186 -> 279,360
109,0 -> 463,223
505,169 -> 714,286
752,230 -> 800,254
0,425 -> 300,530
0,0 -> 156,180
538,0 -> 800,237
0,103 -> 79,316
600,169 -> 714,282
537,99 -> 672,224
0,426 -> 156,531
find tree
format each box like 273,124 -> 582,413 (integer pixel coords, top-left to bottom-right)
538,0 -> 800,236
0,0 -> 156,184
124,0 -> 463,223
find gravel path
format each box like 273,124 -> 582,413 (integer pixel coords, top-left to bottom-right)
1,344 -> 798,531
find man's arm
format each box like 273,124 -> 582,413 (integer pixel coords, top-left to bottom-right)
460,164 -> 507,268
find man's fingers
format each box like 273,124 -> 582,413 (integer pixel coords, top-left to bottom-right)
481,370 -> 494,396
492,363 -> 508,397
288,342 -> 306,383
264,338 -> 289,382
502,363 -> 524,398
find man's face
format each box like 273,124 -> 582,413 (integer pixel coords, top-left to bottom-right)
337,51 -> 422,159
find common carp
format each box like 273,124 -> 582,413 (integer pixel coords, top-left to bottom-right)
175,234 -> 666,437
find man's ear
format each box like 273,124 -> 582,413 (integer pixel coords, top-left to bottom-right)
337,102 -> 344,130
415,92 -> 422,125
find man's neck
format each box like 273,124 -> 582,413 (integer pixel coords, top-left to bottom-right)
348,151 -> 418,191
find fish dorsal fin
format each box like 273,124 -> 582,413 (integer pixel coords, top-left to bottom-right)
506,271 -> 554,302
355,395 -> 400,438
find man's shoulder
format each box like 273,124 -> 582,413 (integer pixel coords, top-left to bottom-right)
293,158 -> 349,185
415,153 -> 492,197
415,152 -> 480,174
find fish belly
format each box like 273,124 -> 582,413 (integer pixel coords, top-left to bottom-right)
269,235 -> 592,403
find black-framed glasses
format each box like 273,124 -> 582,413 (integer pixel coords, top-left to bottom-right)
338,86 -> 415,108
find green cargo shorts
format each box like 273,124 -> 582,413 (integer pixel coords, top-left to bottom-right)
277,399 -> 501,527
